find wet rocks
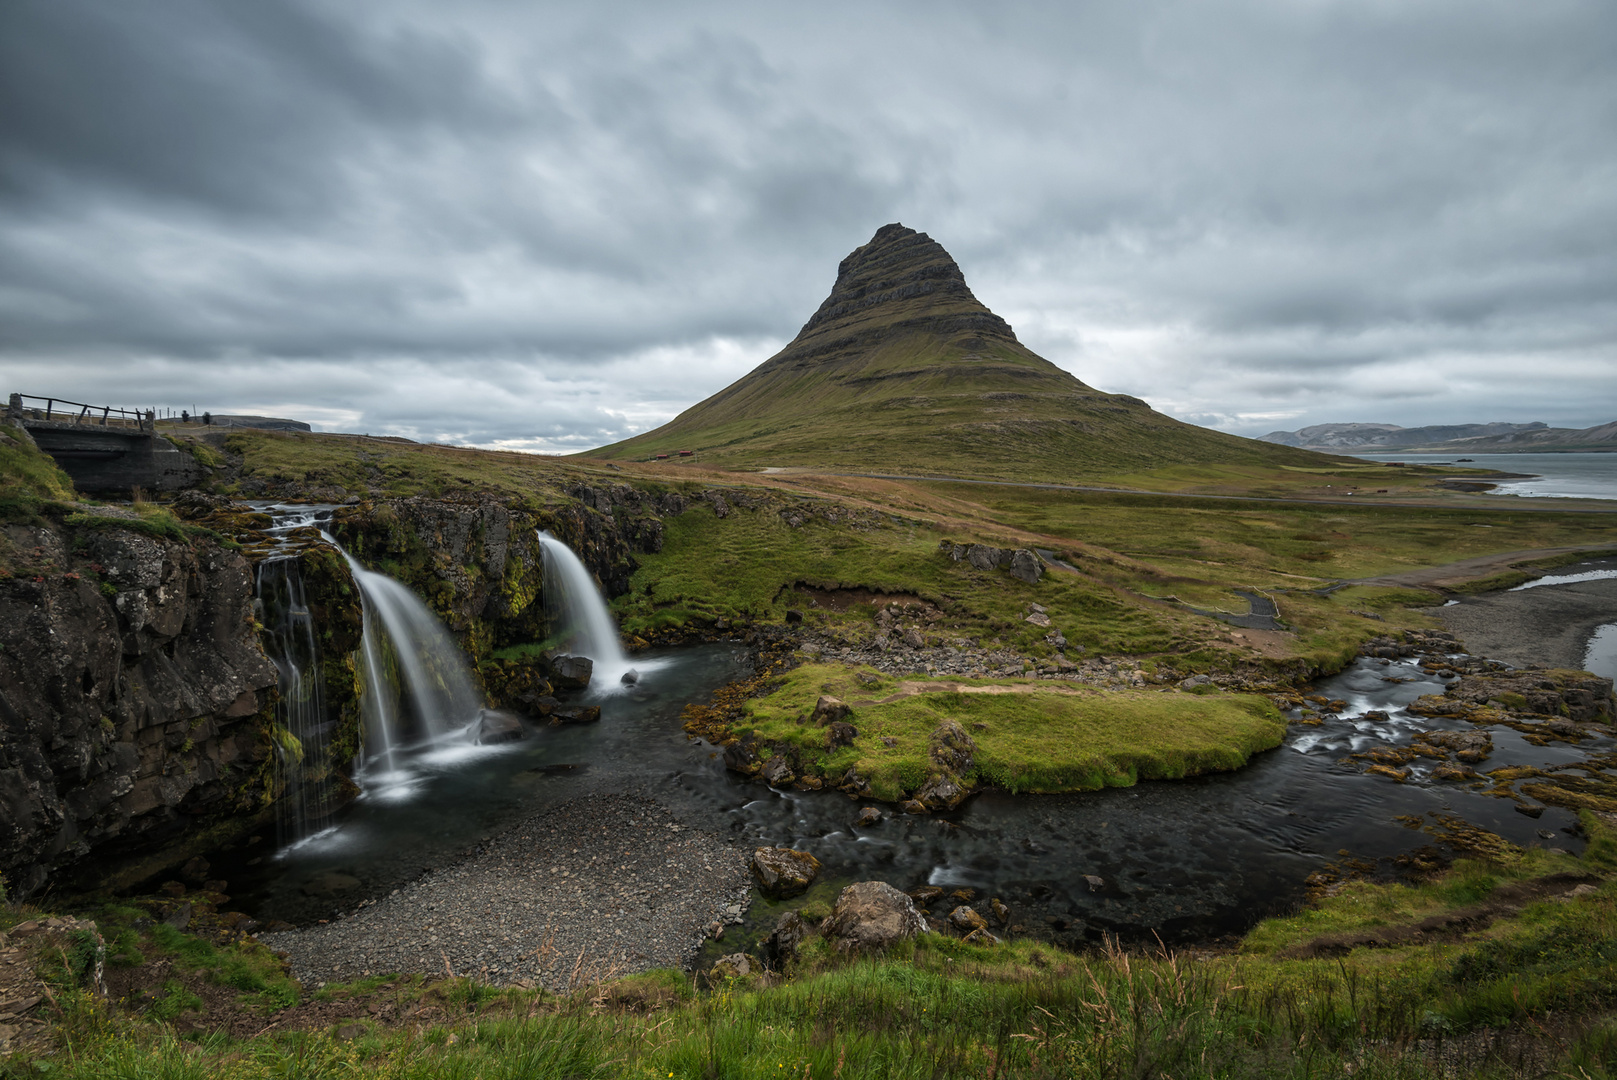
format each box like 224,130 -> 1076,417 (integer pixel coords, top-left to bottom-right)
914,773 -> 969,811
549,705 -> 601,726
1415,729 -> 1493,763
763,911 -> 808,969
550,655 -> 594,690
990,897 -> 1012,926
723,739 -> 762,775
854,807 -> 882,828
949,905 -> 988,933
475,710 -> 526,745
760,755 -> 794,786
821,881 -> 927,954
750,847 -> 822,899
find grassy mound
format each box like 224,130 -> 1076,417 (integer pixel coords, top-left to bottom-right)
737,663 -> 1287,799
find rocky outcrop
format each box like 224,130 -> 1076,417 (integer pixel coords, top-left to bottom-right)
938,541 -> 1043,584
750,846 -> 822,899
0,517 -> 279,897
821,881 -> 927,954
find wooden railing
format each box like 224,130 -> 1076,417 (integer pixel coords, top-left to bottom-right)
8,394 -> 152,431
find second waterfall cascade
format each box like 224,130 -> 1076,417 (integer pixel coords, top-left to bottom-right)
536,530 -> 661,688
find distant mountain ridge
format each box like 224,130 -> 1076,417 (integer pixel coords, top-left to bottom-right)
1258,421 -> 1617,453
590,224 -> 1334,480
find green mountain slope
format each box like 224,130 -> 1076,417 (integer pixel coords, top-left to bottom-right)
590,224 -> 1335,481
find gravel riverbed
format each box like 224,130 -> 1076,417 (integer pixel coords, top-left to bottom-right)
258,793 -> 752,992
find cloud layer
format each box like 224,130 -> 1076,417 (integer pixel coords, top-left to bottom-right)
4,0 -> 1613,449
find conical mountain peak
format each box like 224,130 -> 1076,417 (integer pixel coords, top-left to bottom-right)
590,225 -> 1325,481
764,224 -> 1020,372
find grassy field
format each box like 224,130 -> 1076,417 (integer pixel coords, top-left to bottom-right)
735,663 -> 1287,799
615,499 -> 1197,660
209,429 -> 1617,676
10,813 -> 1617,1079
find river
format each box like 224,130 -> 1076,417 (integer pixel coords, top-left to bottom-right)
209,639 -> 1604,949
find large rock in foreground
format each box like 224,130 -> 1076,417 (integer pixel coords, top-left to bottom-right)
821,881 -> 927,954
750,847 -> 822,898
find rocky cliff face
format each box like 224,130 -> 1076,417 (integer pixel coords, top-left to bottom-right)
327,489 -> 676,699
0,513 -> 279,897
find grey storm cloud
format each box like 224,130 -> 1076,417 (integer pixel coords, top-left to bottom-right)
2,0 -> 1614,451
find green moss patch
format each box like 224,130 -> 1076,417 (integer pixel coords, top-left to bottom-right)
739,662 -> 1287,799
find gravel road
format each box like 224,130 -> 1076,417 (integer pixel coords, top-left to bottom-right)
258,793 -> 751,992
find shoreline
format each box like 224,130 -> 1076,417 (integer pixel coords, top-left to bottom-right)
259,792 -> 751,992
1433,573 -> 1617,672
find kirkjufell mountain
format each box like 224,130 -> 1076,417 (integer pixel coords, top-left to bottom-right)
591,224 -> 1332,480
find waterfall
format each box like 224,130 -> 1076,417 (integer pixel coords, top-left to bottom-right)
338,551 -> 484,767
252,501 -> 491,844
256,557 -> 335,844
536,531 -> 638,686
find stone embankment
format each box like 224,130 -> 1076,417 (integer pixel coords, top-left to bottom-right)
259,794 -> 751,993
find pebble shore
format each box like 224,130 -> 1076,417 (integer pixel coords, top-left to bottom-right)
258,793 -> 751,992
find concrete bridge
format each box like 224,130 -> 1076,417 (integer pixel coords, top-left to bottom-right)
7,393 -> 205,494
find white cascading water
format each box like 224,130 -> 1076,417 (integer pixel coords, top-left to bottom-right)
256,556 -> 333,844
337,549 -> 484,771
536,530 -> 656,688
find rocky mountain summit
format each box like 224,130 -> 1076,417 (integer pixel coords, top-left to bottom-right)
593,224 -> 1330,480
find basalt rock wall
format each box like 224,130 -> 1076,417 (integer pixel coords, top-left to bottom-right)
0,515 -> 279,897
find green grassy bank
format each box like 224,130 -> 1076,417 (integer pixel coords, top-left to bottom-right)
734,663 -> 1287,799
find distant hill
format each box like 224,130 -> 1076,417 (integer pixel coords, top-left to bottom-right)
1260,421 -> 1617,453
590,225 -> 1335,480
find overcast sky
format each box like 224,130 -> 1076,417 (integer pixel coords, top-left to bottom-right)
3,0 -> 1614,452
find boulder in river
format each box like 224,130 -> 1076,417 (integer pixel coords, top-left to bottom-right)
854,806 -> 882,828
914,773 -> 970,811
821,881 -> 927,954
550,654 -> 594,690
475,709 -> 526,744
764,911 -> 809,969
949,905 -> 987,933
550,705 -> 601,725
761,755 -> 794,786
621,668 -> 640,685
751,846 -> 822,898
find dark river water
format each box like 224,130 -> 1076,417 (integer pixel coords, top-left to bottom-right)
207,642 -> 1602,947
